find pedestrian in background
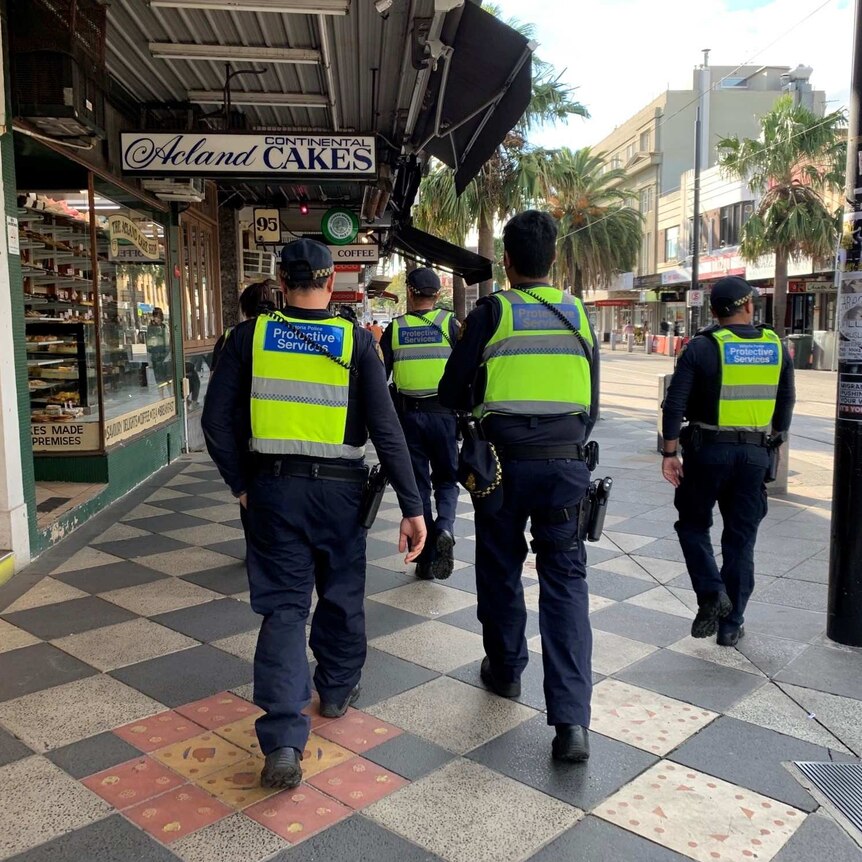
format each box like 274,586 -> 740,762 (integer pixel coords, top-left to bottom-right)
211,280 -> 275,371
202,239 -> 426,790
370,320 -> 384,342
440,210 -> 599,763
381,268 -> 459,580
661,276 -> 795,646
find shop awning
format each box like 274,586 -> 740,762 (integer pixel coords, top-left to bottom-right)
411,2 -> 534,195
391,223 -> 492,285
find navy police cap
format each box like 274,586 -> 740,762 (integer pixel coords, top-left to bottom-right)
280,238 -> 333,283
407,267 -> 441,296
710,276 -> 759,315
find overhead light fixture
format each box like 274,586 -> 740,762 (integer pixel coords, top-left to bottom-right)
374,0 -> 393,14
187,91 -> 329,108
149,0 -> 350,13
150,43 -> 321,64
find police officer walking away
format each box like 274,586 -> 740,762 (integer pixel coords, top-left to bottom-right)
661,276 -> 795,646
439,211 -> 599,762
202,239 -> 426,790
381,268 -> 459,580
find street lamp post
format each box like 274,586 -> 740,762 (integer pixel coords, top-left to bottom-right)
828,0 -> 862,647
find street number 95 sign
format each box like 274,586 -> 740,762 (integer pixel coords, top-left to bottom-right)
253,208 -> 280,244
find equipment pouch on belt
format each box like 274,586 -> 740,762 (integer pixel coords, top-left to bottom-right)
584,441 -> 600,472
765,435 -> 781,484
680,424 -> 702,453
457,417 -> 503,517
359,464 -> 388,529
577,477 -> 614,542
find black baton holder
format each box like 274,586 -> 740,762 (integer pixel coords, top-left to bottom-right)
360,465 -> 388,529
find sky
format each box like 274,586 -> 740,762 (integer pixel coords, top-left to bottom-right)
494,0 -> 853,150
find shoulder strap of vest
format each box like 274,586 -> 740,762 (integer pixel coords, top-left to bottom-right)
517,287 -> 592,360
406,310 -> 454,348
265,310 -> 358,377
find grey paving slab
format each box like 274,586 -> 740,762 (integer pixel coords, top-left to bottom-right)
587,569 -> 655,601
0,725 -> 31,767
742,602 -> 827,643
354,647 -> 440,709
453,538 -> 476,564
109,644 -> 253,707
776,642 -> 862,699
152,598 -> 259,642
440,565 -> 479,595
362,732 -> 456,781
0,643 -> 96,702
616,648 -> 765,713
772,811 -> 862,862
590,602 -> 691,647
93,532 -> 193,558
602,518 -> 676,539
206,539 -> 247,560
2,596 -> 136,640
269,815 -> 443,862
139,493 -> 229,513
5,814 -> 180,862
629,538 -> 686,562
51,561 -> 167,594
363,600 -> 427,640
782,683 -> 862,755
364,564 -> 415,596
735,632 -> 810,678
469,715 -> 657,811
782,557 -> 830,584
366,536 -> 399,562
757,578 -> 829,612
526,815 -> 690,862
448,655 -> 552,712
670,716 -> 856,812
45,732 -> 141,779
181,563 -> 249,595
581,546 -> 623,566
440,605 -> 540,640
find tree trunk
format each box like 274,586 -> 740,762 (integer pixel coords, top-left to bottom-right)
478,209 -> 495,298
453,274 -> 467,321
573,262 -> 584,300
772,251 -> 789,338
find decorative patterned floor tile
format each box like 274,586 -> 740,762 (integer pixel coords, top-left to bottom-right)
300,733 -> 355,778
114,709 -> 208,753
302,691 -> 335,732
176,691 -> 263,730
82,755 -> 185,809
123,784 -> 231,844
307,757 -> 407,809
163,524 -> 246,547
590,679 -> 718,756
50,546 -> 124,576
2,577 -> 88,613
213,713 -> 260,756
192,754 -> 279,809
132,549 -> 239,578
101,579 -> 220,617
245,784 -> 352,843
597,761 -> 805,862
0,618 -> 40,654
152,731 -> 248,780
314,710 -> 402,754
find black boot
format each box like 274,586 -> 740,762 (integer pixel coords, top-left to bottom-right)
480,656 -> 521,698
431,530 -> 455,580
261,747 -> 303,789
552,725 -> 590,763
691,592 -> 733,638
717,624 -> 745,647
320,683 -> 361,718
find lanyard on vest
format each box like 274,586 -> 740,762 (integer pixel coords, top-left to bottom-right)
265,311 -> 357,377
517,288 -> 592,360
407,311 -> 453,348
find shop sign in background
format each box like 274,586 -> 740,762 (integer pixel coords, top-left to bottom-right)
104,398 -> 177,447
32,421 -> 100,453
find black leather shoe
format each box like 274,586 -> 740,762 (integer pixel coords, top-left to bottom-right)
431,530 -> 455,580
320,683 -> 360,718
480,657 -> 521,698
691,592 -> 733,638
415,558 -> 434,580
552,725 -> 590,762
261,747 -> 302,788
717,625 -> 745,647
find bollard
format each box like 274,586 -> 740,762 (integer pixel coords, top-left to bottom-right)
645,335 -> 653,355
769,437 -> 790,496
657,372 -> 674,452
627,334 -> 634,353
610,332 -> 617,351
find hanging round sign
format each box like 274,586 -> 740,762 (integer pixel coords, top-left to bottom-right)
321,207 -> 360,245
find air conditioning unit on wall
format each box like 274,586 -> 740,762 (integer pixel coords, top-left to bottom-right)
141,178 -> 207,203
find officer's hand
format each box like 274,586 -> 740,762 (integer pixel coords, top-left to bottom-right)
661,455 -> 684,488
238,493 -> 248,509
400,516 -> 427,563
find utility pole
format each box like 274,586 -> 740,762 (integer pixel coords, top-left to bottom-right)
689,50 -> 709,341
828,0 -> 862,647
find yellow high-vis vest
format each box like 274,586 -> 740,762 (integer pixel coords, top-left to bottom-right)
250,312 -> 364,459
391,309 -> 454,398
710,327 -> 782,432
474,287 -> 594,419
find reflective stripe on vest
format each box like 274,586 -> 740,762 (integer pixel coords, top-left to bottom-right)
391,309 -> 454,398
250,313 -> 364,459
475,287 -> 594,419
712,327 -> 782,432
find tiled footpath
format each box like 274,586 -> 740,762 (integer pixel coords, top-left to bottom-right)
0,352 -> 860,862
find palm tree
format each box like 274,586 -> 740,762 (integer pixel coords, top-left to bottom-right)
717,95 -> 845,336
548,147 -> 643,298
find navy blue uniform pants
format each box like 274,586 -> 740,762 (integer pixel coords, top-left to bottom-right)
474,458 -> 593,728
399,409 -> 459,548
245,471 -> 366,754
674,442 -> 770,629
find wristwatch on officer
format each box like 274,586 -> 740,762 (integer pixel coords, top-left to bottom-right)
661,450 -> 678,458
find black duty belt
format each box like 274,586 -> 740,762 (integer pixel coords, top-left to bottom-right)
496,444 -> 586,461
399,395 -> 453,414
700,430 -> 768,446
255,457 -> 367,482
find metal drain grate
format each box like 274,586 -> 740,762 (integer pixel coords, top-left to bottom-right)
795,762 -> 862,835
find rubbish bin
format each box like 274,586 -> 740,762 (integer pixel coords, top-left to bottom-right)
786,334 -> 813,370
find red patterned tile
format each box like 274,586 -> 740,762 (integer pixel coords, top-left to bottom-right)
113,710 -> 206,753
314,710 -> 402,754
302,692 -> 334,731
308,757 -> 407,809
82,756 -> 184,809
175,692 -> 263,730
124,784 -> 231,844
246,784 -> 351,843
